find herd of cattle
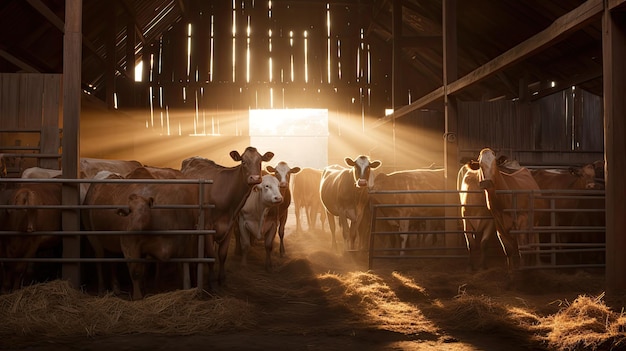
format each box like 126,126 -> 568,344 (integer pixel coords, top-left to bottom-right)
0,147 -> 605,299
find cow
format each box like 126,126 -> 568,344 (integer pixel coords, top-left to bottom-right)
458,165 -> 497,270
458,157 -> 523,270
82,166 -> 198,300
292,167 -> 327,232
320,156 -> 381,251
473,148 -> 547,271
235,174 -> 283,270
531,164 -> 602,265
0,182 -> 62,292
181,147 -> 274,289
265,161 -> 300,257
370,168 -> 445,255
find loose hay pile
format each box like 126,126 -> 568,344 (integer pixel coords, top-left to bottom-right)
543,293 -> 626,350
0,280 -> 255,338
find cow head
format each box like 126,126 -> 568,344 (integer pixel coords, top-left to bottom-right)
345,155 -> 381,188
231,147 -> 275,185
570,164 -> 598,189
8,189 -> 39,232
254,174 -> 284,205
477,148 -> 497,189
117,194 -> 154,231
266,161 -> 301,190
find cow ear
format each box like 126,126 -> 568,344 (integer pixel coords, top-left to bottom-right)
345,157 -> 355,166
370,161 -> 381,169
290,167 -> 301,174
266,165 -> 276,173
230,150 -> 242,161
262,152 -> 275,162
252,184 -> 261,192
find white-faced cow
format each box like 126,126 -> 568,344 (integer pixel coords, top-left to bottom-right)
292,167 -> 327,233
1,182 -> 62,292
236,174 -> 283,270
82,166 -> 198,300
370,168 -> 445,255
320,156 -> 381,251
474,148 -> 547,270
181,147 -> 274,289
265,161 -> 300,257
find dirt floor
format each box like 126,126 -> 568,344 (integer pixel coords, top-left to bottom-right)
0,210 -> 619,351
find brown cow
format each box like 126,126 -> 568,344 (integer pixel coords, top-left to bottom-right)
458,157 -> 522,270
236,174 -> 283,270
292,167 -> 327,233
320,156 -> 381,251
82,166 -> 198,300
531,164 -> 603,265
474,148 -> 547,270
265,161 -> 300,257
181,147 -> 274,289
0,182 -> 62,292
370,168 -> 445,254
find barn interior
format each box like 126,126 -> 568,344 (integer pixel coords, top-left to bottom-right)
0,1 -> 625,299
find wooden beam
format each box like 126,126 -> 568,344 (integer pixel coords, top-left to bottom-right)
447,0 -> 604,95
119,0 -> 147,45
371,0 -> 606,129
0,49 -> 39,73
603,3 -> 626,306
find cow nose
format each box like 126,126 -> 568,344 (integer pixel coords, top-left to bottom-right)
275,195 -> 283,203
357,179 -> 368,187
248,175 -> 262,184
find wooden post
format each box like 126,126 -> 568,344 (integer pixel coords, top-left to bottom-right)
603,4 -> 626,307
443,0 -> 459,248
62,0 -> 82,288
391,0 -> 402,170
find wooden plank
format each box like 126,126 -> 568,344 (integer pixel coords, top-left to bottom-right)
603,5 -> 626,305
22,74 -> 44,130
1,74 -> 20,129
40,74 -> 61,169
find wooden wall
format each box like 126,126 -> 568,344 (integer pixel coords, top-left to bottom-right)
0,73 -> 62,174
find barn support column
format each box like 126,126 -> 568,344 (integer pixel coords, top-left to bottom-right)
391,0 -> 402,169
603,3 -> 626,307
442,0 -> 459,248
61,0 -> 82,288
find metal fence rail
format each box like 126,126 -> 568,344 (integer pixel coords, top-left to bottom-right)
0,176 -> 218,290
368,188 -> 606,270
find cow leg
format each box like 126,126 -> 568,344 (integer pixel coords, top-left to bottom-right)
278,213 -> 287,257
217,233 -> 231,285
238,222 -> 252,266
495,230 -> 520,271
120,241 -> 145,300
479,220 -> 496,270
327,211 -> 337,250
265,226 -> 278,272
462,219 -> 478,270
398,220 -> 410,256
339,216 -> 352,250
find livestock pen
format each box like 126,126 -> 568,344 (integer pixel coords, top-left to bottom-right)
367,187 -> 606,271
0,176 -> 216,295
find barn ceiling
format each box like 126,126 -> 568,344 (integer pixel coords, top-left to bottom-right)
0,0 -> 606,113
